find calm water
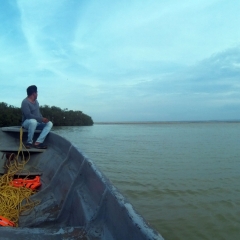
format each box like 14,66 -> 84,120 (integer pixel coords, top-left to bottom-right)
53,122 -> 240,240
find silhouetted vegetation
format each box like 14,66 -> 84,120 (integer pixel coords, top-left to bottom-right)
40,105 -> 93,126
0,102 -> 21,127
0,102 -> 94,127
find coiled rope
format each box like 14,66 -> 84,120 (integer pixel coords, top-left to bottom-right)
0,127 -> 40,226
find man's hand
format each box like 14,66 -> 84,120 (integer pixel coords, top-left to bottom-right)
42,118 -> 49,123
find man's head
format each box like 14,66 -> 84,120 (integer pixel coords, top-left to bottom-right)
27,85 -> 38,100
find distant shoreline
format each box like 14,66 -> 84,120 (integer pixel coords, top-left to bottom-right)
94,120 -> 240,125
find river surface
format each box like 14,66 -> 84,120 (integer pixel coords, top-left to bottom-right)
52,122 -> 240,240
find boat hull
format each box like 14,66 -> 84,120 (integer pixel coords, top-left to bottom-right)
0,127 -> 164,240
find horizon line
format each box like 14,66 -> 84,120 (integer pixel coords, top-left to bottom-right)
94,120 -> 240,124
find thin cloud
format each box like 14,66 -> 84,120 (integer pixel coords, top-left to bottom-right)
0,1 -> 240,121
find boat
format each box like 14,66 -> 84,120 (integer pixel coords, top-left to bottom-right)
0,126 -> 164,239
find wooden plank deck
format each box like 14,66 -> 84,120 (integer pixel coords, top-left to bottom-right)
0,148 -> 45,153
1,127 -> 42,133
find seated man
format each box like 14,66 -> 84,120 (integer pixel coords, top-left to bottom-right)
21,85 -> 53,149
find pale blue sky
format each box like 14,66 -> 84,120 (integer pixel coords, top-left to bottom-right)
1,0 -> 240,122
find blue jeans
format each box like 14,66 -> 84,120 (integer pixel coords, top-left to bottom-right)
22,119 -> 53,144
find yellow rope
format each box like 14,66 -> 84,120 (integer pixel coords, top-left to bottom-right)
0,127 -> 40,226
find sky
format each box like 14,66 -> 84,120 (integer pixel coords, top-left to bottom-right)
1,0 -> 240,122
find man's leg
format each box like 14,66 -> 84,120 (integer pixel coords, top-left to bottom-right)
22,119 -> 38,144
35,121 -> 53,144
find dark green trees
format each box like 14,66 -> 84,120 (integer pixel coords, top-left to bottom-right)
40,105 -> 93,126
0,102 -> 94,127
0,102 -> 22,127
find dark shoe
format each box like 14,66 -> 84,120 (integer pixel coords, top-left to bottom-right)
25,142 -> 32,149
34,143 -> 47,149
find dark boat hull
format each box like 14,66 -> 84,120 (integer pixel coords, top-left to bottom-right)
0,127 -> 164,240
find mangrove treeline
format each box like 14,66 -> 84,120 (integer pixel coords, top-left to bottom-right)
0,102 -> 94,127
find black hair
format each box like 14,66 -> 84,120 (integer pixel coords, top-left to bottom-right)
27,85 -> 37,96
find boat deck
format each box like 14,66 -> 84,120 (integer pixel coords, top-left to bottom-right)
0,127 -> 45,153
1,126 -> 42,133
0,127 -> 45,174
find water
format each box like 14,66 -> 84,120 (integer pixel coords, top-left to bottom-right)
53,122 -> 240,240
